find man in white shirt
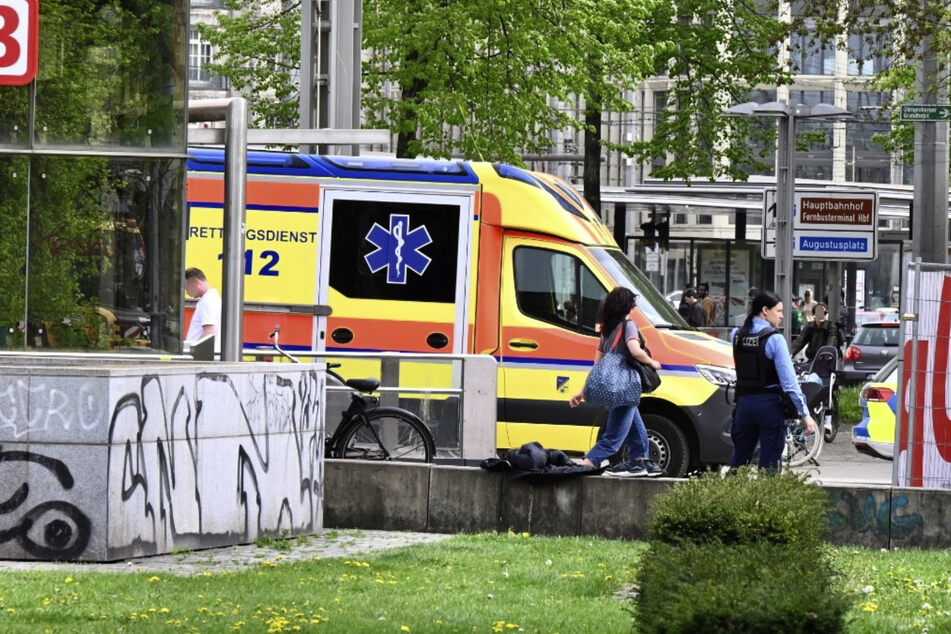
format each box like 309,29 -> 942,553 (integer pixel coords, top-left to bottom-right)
801,290 -> 818,323
184,267 -> 221,353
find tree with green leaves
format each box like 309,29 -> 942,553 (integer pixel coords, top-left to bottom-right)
198,0 -> 301,128
201,0 -> 794,206
794,0 -> 951,162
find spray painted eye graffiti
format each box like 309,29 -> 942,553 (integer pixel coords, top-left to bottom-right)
0,446 -> 92,559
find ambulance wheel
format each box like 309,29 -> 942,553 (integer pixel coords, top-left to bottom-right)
644,414 -> 689,478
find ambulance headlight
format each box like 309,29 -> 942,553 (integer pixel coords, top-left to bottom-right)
696,365 -> 736,386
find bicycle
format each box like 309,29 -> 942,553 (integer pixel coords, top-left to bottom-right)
269,327 -> 436,462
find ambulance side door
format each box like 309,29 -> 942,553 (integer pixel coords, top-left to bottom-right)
497,235 -> 609,452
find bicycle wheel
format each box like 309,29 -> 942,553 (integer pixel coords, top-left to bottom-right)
784,418 -> 823,468
332,407 -> 436,463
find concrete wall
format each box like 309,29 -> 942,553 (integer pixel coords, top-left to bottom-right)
0,363 -> 323,561
324,460 -> 951,548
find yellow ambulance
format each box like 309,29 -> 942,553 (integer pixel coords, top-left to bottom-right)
186,150 -> 737,475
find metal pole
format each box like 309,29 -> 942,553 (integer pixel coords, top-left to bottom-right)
300,0 -> 316,153
907,259 -> 922,485
222,99 -> 248,361
774,105 -> 796,343
827,261 -> 842,322
912,34 -> 949,264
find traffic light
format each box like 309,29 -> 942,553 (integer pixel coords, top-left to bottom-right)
656,213 -> 670,250
640,213 -> 656,242
640,211 -> 670,250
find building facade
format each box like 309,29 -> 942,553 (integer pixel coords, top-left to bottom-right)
0,0 -> 189,351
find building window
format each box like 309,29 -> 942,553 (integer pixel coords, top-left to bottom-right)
697,214 -> 713,225
846,91 -> 892,184
848,32 -> 891,76
189,29 -> 214,82
791,31 -> 836,76
674,213 -> 687,225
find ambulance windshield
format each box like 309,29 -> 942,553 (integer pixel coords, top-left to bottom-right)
591,248 -> 687,327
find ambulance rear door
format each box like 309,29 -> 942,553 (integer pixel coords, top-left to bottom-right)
316,185 -> 476,355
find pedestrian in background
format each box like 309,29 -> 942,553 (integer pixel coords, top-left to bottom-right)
730,290 -> 817,471
571,287 -> 664,477
801,290 -> 818,323
698,282 -> 716,326
791,302 -> 838,362
184,267 -> 221,353
683,287 -> 707,328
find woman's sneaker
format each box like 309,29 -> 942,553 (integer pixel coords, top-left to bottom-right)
604,460 -> 648,478
643,460 -> 665,477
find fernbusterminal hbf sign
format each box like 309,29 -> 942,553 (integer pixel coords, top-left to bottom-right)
0,0 -> 38,86
762,189 -> 877,261
793,192 -> 877,260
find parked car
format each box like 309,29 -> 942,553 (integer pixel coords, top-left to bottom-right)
852,357 -> 898,460
842,308 -> 899,345
666,290 -> 682,311
841,321 -> 900,385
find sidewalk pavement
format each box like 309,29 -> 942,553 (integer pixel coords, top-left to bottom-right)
0,530 -> 453,576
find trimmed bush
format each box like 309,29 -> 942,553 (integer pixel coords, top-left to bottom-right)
635,541 -> 851,634
648,468 -> 830,548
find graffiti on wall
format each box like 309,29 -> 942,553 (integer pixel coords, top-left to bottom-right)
0,446 -> 91,558
0,368 -> 322,560
827,491 -> 924,540
0,380 -> 106,438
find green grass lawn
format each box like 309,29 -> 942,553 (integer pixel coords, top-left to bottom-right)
1,534 -> 950,633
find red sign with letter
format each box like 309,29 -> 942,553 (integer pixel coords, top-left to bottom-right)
0,0 -> 39,86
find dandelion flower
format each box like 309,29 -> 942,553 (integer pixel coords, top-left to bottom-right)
545,559 -> 552,566
148,576 -> 161,583
863,585 -> 874,594
923,602 -> 932,610
401,627 -> 411,632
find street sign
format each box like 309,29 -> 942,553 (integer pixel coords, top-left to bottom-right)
761,189 -> 877,261
0,0 -> 39,87
793,231 -> 875,258
899,104 -> 951,122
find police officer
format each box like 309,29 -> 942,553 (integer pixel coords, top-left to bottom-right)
731,290 -> 817,470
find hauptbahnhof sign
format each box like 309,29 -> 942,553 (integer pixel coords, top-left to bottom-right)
763,190 -> 877,261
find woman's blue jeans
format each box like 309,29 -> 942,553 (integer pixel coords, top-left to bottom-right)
585,404 -> 649,466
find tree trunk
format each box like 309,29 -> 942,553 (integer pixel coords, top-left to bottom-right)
583,102 -> 602,217
395,49 -> 428,159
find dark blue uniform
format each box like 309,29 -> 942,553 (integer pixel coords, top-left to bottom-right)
731,318 -> 808,470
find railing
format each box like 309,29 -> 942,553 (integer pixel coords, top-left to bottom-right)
242,349 -> 497,465
188,68 -> 230,91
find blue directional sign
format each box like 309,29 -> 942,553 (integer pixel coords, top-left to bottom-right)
763,189 -> 877,261
793,231 -> 875,259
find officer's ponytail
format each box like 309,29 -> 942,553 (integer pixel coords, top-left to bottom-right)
743,290 -> 782,331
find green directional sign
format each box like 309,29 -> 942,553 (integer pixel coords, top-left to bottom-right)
900,104 -> 951,121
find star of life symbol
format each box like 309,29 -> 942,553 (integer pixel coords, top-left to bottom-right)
364,214 -> 433,284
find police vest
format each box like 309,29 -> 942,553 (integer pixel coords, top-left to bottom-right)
733,327 -> 782,393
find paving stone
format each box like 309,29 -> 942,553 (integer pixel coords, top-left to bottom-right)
0,530 -> 452,576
